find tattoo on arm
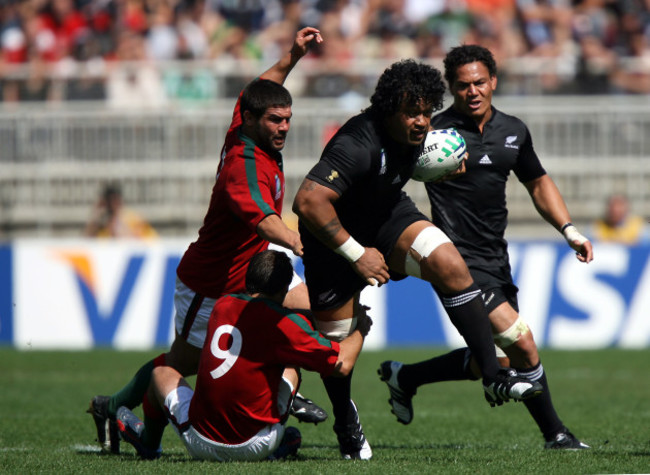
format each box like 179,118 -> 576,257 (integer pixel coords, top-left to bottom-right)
314,217 -> 342,243
298,180 -> 317,192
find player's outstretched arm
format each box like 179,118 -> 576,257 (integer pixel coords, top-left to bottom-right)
524,174 -> 593,263
260,27 -> 323,86
293,178 -> 390,285
257,213 -> 303,257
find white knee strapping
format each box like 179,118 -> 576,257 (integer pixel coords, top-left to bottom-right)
314,317 -> 357,343
404,226 -> 452,278
493,316 -> 530,348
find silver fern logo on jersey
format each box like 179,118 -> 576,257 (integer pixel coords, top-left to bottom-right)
504,135 -> 519,149
379,149 -> 387,175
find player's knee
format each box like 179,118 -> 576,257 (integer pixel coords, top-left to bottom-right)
152,365 -> 166,382
151,365 -> 182,390
494,317 -> 539,365
404,226 -> 452,279
494,316 -> 530,347
426,252 -> 473,292
511,332 -> 539,366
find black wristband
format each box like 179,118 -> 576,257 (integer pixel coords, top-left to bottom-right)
560,222 -> 574,233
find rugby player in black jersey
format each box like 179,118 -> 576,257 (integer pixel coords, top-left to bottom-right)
378,46 -> 593,450
293,59 -> 543,460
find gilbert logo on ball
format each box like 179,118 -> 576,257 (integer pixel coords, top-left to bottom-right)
412,129 -> 466,182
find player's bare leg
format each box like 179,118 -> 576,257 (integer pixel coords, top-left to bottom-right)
313,296 -> 372,460
388,221 -> 501,383
385,221 -> 542,405
282,282 -> 310,311
489,303 -> 589,449
166,334 -> 202,377
280,282 -> 328,424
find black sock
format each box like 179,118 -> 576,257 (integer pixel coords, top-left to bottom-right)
400,347 -> 474,390
142,414 -> 168,450
440,283 -> 499,381
141,391 -> 168,450
517,363 -> 564,440
323,371 -> 355,425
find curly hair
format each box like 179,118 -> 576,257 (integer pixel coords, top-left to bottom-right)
366,59 -> 446,118
443,45 -> 497,87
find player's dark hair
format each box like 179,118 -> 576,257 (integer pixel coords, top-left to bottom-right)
240,79 -> 292,120
102,182 -> 122,200
366,59 -> 445,118
245,249 -> 294,296
444,45 -> 497,86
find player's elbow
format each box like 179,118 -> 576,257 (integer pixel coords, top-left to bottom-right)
292,188 -> 314,220
291,193 -> 305,217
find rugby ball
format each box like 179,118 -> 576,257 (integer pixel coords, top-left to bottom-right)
412,128 -> 466,182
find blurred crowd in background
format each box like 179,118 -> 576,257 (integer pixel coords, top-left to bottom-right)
0,0 -> 649,102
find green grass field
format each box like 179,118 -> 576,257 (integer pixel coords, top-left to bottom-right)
1,347 -> 649,474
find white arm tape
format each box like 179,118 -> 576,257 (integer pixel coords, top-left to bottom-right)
334,236 -> 365,263
562,224 -> 588,246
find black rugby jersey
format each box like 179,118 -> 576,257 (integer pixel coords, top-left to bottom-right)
426,106 -> 546,271
304,111 -> 421,243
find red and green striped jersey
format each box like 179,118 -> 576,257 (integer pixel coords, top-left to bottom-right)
177,87 -> 285,298
189,294 -> 340,444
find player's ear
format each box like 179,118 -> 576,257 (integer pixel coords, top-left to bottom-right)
242,109 -> 255,127
490,74 -> 497,91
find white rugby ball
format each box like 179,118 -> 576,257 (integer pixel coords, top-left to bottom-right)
412,128 -> 466,182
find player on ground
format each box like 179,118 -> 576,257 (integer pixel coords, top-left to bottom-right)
116,250 -> 372,461
88,27 -> 327,454
293,59 -> 543,460
378,45 -> 592,450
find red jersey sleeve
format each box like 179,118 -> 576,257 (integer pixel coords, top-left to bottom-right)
271,311 -> 341,377
224,151 -> 279,232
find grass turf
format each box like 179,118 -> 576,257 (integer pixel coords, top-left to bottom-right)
1,347 -> 649,474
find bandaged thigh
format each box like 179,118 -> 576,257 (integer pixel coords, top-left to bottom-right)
314,298 -> 372,342
493,316 -> 530,349
314,317 -> 358,343
404,226 -> 452,278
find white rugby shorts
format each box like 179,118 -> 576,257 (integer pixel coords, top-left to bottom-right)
165,378 -> 294,461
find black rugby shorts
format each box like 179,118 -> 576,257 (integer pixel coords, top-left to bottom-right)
467,267 -> 519,313
302,194 -> 428,311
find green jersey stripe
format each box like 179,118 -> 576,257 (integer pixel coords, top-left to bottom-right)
241,133 -> 274,216
229,293 -> 334,348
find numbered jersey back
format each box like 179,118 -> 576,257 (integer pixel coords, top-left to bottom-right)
188,294 -> 340,445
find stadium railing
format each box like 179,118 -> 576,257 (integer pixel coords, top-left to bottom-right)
1,95 -> 649,238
